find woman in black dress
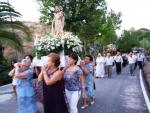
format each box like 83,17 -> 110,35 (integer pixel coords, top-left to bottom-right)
38,53 -> 69,113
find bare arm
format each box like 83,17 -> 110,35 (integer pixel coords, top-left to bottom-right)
15,73 -> 28,79
38,71 -> 43,81
14,63 -> 28,79
61,65 -> 69,74
15,69 -> 28,79
38,64 -> 49,81
8,68 -> 15,77
81,66 -> 91,75
43,70 -> 63,86
79,74 -> 86,98
79,74 -> 85,89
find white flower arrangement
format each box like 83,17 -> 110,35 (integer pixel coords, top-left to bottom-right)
61,32 -> 83,54
35,35 -> 62,57
35,32 -> 83,57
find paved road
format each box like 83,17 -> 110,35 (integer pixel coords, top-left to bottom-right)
79,66 -> 148,113
0,66 -> 149,113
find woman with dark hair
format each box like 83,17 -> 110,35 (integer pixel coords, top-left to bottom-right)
80,54 -> 95,106
24,55 -> 33,62
24,54 -> 40,79
38,53 -> 68,113
10,59 -> 17,70
27,55 -> 44,113
9,59 -> 18,95
63,53 -> 86,113
14,59 -> 38,113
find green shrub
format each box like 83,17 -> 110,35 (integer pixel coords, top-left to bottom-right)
28,48 -> 36,58
0,59 -> 12,86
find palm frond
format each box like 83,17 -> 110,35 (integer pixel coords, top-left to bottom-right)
0,21 -> 32,41
0,30 -> 23,52
0,12 -> 20,18
0,2 -> 21,15
0,2 -> 31,54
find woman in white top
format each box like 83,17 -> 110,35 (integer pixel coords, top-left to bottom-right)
95,53 -> 105,78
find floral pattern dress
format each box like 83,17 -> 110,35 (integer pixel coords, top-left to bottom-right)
83,63 -> 94,97
64,66 -> 83,91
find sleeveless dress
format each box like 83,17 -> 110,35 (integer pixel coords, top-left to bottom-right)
43,69 -> 69,113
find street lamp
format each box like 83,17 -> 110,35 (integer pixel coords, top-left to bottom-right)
98,33 -> 101,36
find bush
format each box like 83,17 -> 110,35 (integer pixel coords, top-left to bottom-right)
27,48 -> 36,58
0,59 -> 12,86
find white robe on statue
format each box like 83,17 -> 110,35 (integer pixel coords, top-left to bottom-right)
95,57 -> 105,78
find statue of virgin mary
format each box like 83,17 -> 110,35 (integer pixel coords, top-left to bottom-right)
52,4 -> 65,37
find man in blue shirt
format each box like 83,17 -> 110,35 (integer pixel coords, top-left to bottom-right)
137,52 -> 145,69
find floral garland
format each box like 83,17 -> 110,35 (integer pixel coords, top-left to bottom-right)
35,32 -> 83,57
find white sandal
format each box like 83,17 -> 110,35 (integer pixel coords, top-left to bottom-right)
81,104 -> 88,109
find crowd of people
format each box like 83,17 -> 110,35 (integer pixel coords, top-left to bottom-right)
95,51 -> 145,78
8,51 -> 146,113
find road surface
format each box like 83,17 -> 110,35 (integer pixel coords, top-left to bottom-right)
0,66 -> 148,113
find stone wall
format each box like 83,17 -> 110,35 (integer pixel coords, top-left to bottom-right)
3,21 -> 49,58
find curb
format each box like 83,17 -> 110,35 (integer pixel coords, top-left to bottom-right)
0,84 -> 13,95
139,69 -> 150,113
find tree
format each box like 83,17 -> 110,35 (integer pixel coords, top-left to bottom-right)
94,10 -> 122,53
135,28 -> 150,50
0,2 -> 32,85
116,28 -> 150,52
116,30 -> 139,52
117,30 -> 137,52
38,0 -> 121,53
0,2 -> 31,60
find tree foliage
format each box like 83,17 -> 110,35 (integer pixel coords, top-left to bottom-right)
117,28 -> 150,52
117,30 -> 139,52
0,2 -> 32,85
96,10 -> 121,46
0,2 -> 31,60
38,0 -> 122,53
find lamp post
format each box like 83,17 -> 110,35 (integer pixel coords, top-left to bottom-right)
98,32 -> 104,54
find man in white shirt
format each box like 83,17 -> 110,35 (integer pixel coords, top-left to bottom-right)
105,53 -> 114,78
128,52 -> 137,76
132,52 -> 138,70
137,52 -> 145,69
114,52 -> 123,75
